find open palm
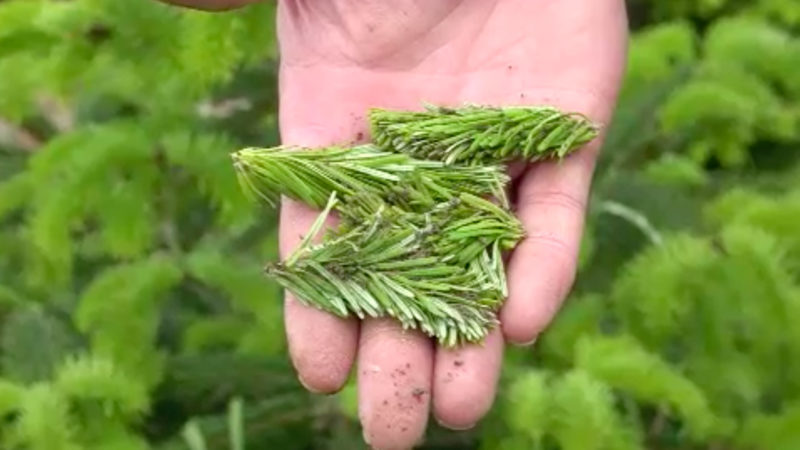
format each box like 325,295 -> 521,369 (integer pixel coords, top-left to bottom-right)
163,1 -> 627,448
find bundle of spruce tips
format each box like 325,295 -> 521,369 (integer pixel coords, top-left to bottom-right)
232,104 -> 599,347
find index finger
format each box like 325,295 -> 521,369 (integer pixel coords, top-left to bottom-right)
279,200 -> 359,393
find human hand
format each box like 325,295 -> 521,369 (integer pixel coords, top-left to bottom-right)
160,1 -> 627,448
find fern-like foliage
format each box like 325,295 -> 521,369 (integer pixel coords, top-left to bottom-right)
502,369 -> 641,450
13,384 -> 80,450
658,17 -> 799,168
737,402 -> 800,450
55,355 -> 149,420
706,187 -> 800,270
2,308 -> 80,383
75,255 -> 183,387
574,335 -> 718,439
502,197 -> 800,448
0,356 -> 151,449
0,0 -> 287,445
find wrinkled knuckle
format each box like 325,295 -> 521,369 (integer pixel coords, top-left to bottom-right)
518,190 -> 586,216
519,233 -> 578,268
361,319 -> 427,350
524,236 -> 579,298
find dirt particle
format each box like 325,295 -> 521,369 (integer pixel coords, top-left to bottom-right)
383,400 -> 389,406
401,427 -> 408,432
405,363 -> 411,369
386,424 -> 392,429
454,360 -> 464,367
507,65 -> 513,70
520,93 -> 526,99
398,370 -> 406,376
356,131 -> 364,141
411,388 -> 427,403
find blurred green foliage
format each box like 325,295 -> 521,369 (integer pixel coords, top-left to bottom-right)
0,0 -> 799,448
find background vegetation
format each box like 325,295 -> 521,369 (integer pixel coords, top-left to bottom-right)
0,0 -> 798,448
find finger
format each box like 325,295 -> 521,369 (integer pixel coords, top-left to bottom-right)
155,0 -> 261,11
280,199 -> 359,393
358,319 -> 433,450
433,328 -> 504,430
493,0 -> 627,343
500,145 -> 598,345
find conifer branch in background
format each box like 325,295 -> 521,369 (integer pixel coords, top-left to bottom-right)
369,104 -> 599,165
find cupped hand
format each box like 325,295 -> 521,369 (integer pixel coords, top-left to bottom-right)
161,1 -> 628,448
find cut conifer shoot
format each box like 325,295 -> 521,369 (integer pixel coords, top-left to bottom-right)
369,104 -> 599,165
232,144 -> 510,209
232,103 -> 600,347
267,193 -> 508,346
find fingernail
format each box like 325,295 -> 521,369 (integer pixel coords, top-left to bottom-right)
436,418 -> 476,431
297,374 -> 324,394
512,336 -> 538,347
361,428 -> 373,447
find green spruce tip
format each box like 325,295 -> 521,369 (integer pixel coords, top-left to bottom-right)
339,190 -> 524,271
368,103 -> 600,165
231,144 -> 510,210
265,193 -> 522,346
338,190 -> 524,300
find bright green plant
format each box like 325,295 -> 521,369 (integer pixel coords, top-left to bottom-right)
0,0 -> 297,447
495,211 -> 800,449
607,11 -> 799,173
